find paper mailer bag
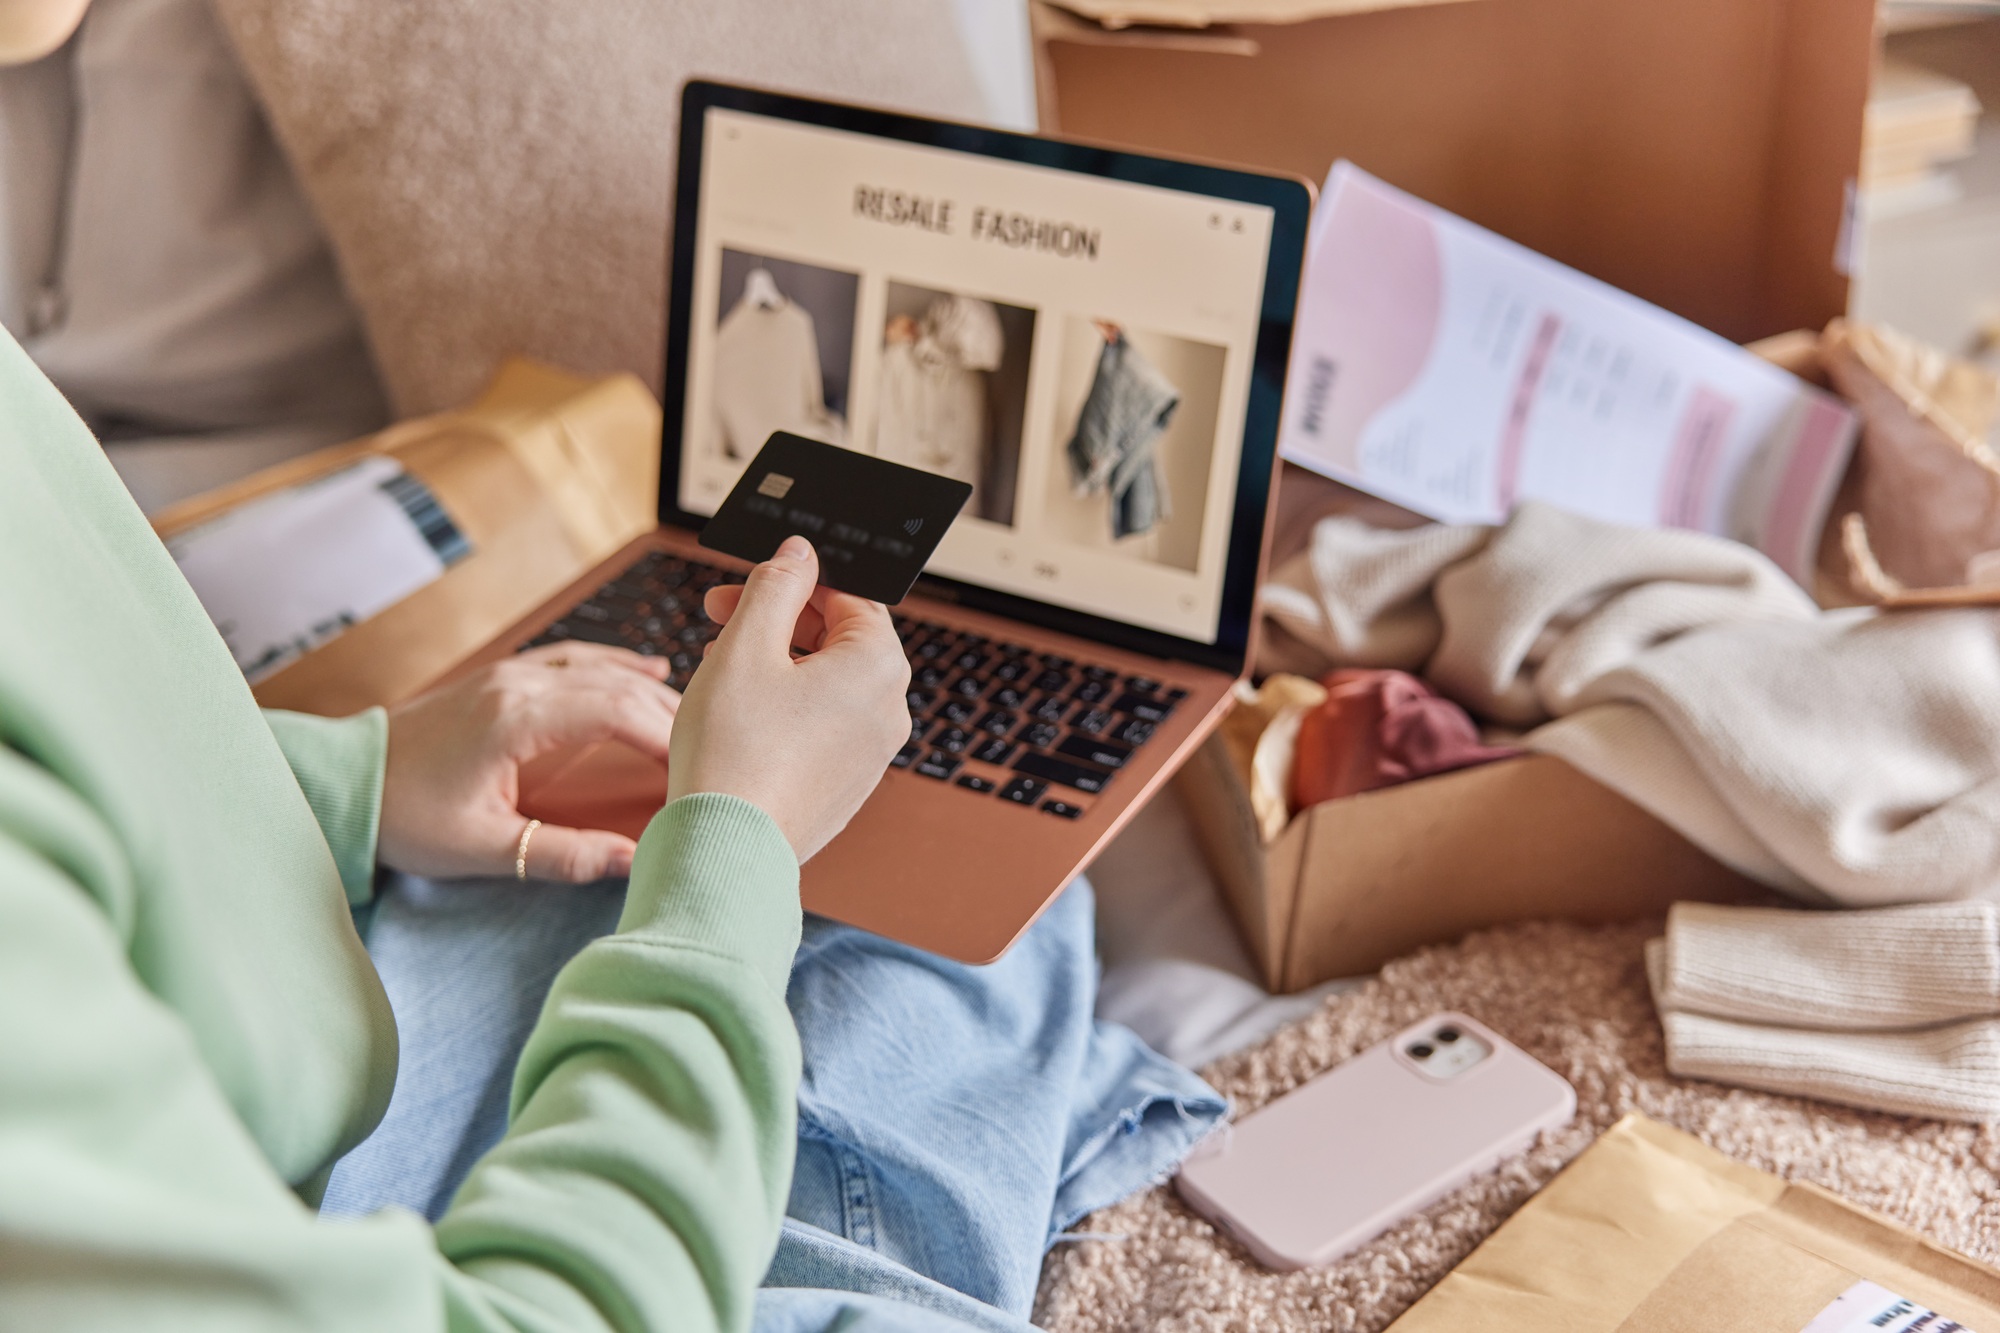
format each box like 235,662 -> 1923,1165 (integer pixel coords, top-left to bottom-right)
1390,1115 -> 2000,1331
152,358 -> 660,717
1815,320 -> 2000,612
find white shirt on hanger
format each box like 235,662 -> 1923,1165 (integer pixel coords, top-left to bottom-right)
709,287 -> 846,460
874,294 -> 1002,501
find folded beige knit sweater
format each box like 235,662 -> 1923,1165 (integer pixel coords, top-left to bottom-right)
1646,901 -> 2000,1121
1657,1009 -> 2000,1121
1652,900 -> 2000,1029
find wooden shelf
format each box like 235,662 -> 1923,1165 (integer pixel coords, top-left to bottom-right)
1852,18 -> 2000,357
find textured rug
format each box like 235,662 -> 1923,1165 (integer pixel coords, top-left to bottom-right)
1035,917 -> 2000,1332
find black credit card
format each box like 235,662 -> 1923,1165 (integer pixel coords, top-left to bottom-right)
700,431 -> 973,604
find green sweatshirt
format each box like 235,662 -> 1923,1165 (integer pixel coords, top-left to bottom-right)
0,328 -> 804,1330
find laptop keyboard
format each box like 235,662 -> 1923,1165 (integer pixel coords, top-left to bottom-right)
525,550 -> 730,693
525,549 -> 1183,817
890,617 -> 1181,816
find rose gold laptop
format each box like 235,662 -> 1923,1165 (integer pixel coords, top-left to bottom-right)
465,81 -> 1311,963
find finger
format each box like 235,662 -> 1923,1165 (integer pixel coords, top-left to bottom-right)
518,639 -> 671,680
714,536 -> 819,660
524,823 -> 640,883
516,659 -> 682,719
525,679 -> 680,763
703,583 -> 744,624
809,585 -> 899,655
801,590 -> 907,694
790,601 -> 830,652
705,581 -> 828,651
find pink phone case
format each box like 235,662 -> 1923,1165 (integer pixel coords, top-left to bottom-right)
1174,1012 -> 1575,1271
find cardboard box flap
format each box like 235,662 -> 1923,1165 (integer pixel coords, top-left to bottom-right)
1044,0 -> 1477,31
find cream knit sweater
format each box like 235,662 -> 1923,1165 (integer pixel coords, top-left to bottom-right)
1647,901 -> 2000,1121
1263,502 -> 2000,908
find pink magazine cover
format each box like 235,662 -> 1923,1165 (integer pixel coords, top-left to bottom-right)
1279,163 -> 1855,584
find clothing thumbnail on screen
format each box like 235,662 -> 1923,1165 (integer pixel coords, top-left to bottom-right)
872,282 -> 1036,528
1044,318 -> 1224,573
708,250 -> 856,462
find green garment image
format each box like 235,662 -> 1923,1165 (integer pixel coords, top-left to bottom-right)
0,325 -> 804,1332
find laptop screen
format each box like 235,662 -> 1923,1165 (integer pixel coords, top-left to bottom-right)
662,84 -> 1308,666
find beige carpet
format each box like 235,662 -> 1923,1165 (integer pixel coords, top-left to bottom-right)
1035,917 -> 2000,1332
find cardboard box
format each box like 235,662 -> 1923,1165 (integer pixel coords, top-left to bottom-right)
1174,733 -> 1755,991
1177,331 -> 1833,992
1033,0 -> 1876,343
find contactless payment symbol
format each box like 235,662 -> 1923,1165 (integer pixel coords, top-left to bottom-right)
757,472 -> 795,499
902,518 -> 924,536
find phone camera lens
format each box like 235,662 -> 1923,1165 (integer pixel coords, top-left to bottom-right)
1408,1043 -> 1434,1060
1436,1027 -> 1461,1043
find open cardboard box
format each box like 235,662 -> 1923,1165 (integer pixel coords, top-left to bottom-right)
1171,318 -> 1985,990
1174,734 -> 1757,992
1161,316 -> 1899,993
1033,0 -> 1876,343
1180,456 -> 1761,993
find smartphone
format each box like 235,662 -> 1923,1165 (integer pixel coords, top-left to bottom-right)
1175,1012 -> 1574,1270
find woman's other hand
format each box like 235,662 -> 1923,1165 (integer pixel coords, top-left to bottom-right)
675,535 -> 910,862
379,643 -> 680,882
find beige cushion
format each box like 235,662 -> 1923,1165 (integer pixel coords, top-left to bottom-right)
212,1 -> 987,416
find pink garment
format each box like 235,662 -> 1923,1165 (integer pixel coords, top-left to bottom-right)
1291,668 -> 1519,810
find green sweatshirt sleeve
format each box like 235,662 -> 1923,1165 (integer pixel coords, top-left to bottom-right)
0,785 -> 805,1333
262,707 -> 388,905
434,792 -> 805,1332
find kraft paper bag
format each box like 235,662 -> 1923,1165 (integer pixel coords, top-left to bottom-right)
1816,320 -> 2000,610
152,358 -> 660,717
1389,1115 -> 2000,1332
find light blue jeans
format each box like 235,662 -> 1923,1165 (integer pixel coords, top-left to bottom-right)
323,873 -> 1224,1330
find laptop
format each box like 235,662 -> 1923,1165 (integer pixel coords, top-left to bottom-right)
468,80 -> 1311,963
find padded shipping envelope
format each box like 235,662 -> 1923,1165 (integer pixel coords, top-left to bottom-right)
153,358 -> 659,716
1389,1115 -> 2000,1331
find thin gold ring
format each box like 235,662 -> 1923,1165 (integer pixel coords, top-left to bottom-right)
547,655 -> 570,668
515,819 -> 542,881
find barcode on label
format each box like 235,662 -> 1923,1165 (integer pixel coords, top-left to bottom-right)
379,469 -> 471,565
1799,1280 -> 1975,1333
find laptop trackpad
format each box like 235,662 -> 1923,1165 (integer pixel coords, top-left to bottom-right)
518,740 -> 667,843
